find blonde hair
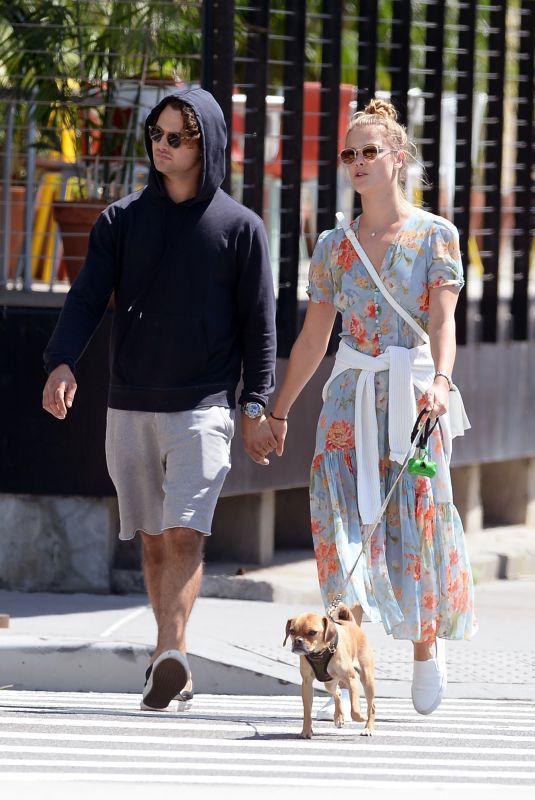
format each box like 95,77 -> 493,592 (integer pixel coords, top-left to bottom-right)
347,98 -> 414,190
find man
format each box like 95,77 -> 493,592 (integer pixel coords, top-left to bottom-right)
43,88 -> 277,710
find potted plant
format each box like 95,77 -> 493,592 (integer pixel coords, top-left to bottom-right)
0,0 -> 201,282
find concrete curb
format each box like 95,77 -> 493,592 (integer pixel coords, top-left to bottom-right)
3,636 -> 534,700
0,636 -> 151,693
0,635 -> 302,695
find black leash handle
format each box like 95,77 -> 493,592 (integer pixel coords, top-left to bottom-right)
410,407 -> 438,449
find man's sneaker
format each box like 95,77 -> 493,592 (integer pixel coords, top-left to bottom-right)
315,688 -> 353,721
140,649 -> 190,711
176,677 -> 194,712
412,637 -> 447,715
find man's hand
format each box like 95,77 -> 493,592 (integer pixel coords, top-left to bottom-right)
42,364 -> 77,420
241,414 -> 278,465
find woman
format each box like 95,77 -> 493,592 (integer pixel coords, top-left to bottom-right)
268,98 -> 476,716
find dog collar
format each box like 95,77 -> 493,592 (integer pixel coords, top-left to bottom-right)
304,631 -> 339,683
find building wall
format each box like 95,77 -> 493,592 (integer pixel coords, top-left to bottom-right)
0,307 -> 534,590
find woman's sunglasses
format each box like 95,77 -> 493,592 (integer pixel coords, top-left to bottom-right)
148,125 -> 184,148
339,144 -> 395,165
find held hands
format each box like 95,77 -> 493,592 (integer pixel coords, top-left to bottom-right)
42,364 -> 77,420
241,412 -> 288,465
241,414 -> 278,466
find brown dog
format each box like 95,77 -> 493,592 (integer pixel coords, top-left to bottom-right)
283,604 -> 375,738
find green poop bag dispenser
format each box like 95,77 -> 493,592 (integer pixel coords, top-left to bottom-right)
408,409 -> 438,478
408,447 -> 437,478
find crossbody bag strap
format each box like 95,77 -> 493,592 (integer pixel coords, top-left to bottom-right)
335,211 -> 430,346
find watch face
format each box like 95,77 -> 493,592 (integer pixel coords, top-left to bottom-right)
242,402 -> 263,418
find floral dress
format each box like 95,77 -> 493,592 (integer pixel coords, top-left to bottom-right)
307,207 -> 477,642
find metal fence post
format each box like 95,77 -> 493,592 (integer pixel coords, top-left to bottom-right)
22,99 -> 37,292
276,0 -> 306,357
356,0 -> 378,110
390,0 -> 411,126
480,1 -> 507,343
453,0 -> 478,346
1,102 -> 15,287
512,0 -> 535,341
242,1 -> 269,217
316,0 -> 342,237
201,0 -> 235,195
421,1 -> 446,214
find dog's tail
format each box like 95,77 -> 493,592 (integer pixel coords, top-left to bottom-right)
335,603 -> 357,624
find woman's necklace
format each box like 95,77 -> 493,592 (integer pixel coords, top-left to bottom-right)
360,218 -> 397,238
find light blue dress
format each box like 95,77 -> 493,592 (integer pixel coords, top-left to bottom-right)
307,208 -> 477,642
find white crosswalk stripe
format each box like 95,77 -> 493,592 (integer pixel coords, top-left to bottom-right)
0,691 -> 534,790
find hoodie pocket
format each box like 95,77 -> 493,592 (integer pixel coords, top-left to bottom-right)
116,312 -> 209,387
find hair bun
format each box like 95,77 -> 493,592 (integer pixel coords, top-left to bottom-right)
363,98 -> 398,121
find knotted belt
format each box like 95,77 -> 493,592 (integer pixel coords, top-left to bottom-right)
322,339 -> 470,525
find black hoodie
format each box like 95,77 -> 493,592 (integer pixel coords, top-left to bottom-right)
44,88 -> 276,412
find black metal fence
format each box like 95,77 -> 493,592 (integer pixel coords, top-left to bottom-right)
1,0 -> 534,354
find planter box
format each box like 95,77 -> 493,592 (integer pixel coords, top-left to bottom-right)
52,199 -> 106,283
0,185 -> 26,279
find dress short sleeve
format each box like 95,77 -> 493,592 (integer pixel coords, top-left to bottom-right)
306,229 -> 335,304
427,221 -> 465,290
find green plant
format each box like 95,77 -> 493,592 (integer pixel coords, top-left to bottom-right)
0,0 -> 203,201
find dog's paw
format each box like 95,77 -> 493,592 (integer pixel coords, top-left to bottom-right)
299,728 -> 313,739
360,727 -> 374,737
334,715 -> 345,729
351,712 -> 365,723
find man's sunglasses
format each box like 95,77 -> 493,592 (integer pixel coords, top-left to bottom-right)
339,144 -> 396,165
148,125 -> 184,148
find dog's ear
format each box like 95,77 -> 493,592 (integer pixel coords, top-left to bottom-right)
322,615 -> 338,643
337,604 -> 356,624
283,618 -> 294,646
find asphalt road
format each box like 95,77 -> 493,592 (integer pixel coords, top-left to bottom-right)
0,690 -> 533,798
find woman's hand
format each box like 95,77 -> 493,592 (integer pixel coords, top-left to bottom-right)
268,415 -> 288,457
423,376 -> 450,419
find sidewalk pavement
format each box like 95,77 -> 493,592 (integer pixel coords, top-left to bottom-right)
0,525 -> 534,700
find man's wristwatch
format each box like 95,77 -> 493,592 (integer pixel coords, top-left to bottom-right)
241,401 -> 264,419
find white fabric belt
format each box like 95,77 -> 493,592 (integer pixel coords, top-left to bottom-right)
322,339 -> 470,524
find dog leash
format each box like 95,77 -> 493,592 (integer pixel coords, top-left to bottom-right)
326,408 -> 435,619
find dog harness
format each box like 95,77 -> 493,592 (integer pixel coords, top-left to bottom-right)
304,631 -> 339,683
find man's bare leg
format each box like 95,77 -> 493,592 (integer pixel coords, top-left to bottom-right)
141,531 -> 165,628
141,527 -> 204,660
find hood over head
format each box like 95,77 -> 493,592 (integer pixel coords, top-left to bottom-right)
144,87 -> 227,205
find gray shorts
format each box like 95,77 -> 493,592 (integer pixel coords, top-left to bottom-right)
105,406 -> 235,540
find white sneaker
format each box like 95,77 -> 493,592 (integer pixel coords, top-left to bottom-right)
140,649 -> 191,711
411,637 -> 447,715
315,688 -> 353,721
